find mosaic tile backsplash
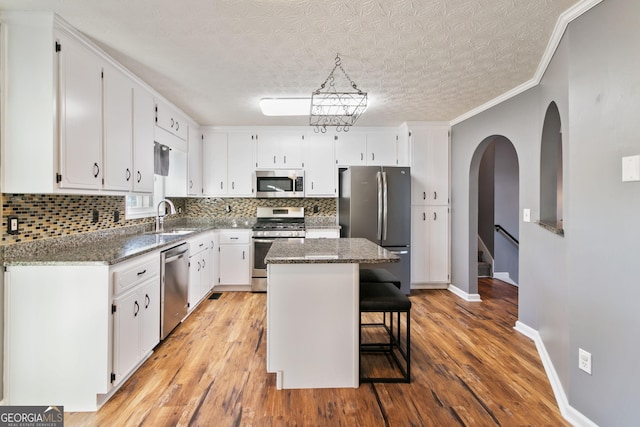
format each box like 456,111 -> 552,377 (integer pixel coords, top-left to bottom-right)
1,194 -> 336,245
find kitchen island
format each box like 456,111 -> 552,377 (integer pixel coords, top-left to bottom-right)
264,238 -> 398,389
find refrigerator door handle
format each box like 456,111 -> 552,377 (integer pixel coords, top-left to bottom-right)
376,171 -> 383,240
382,171 -> 388,241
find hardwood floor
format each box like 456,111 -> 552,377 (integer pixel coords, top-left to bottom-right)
66,279 -> 569,426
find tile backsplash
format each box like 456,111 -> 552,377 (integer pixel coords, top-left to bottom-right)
1,194 -> 336,245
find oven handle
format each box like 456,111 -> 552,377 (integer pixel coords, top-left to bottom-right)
253,239 -> 276,243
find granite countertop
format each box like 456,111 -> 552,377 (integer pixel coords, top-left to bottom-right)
264,238 -> 399,264
3,218 -> 256,267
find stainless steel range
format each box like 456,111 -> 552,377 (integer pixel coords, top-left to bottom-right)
252,207 -> 305,292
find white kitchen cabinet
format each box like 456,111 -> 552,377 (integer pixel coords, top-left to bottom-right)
365,132 -> 398,166
187,233 -> 211,311
209,231 -> 220,290
303,132 -> 337,197
409,124 -> 450,206
218,229 -> 252,286
203,131 -> 228,196
165,148 -> 188,197
155,100 -> 188,141
335,132 -> 367,166
132,83 -> 155,193
111,251 -> 160,385
411,203 -> 450,285
256,132 -> 304,169
103,63 -> 134,191
203,131 -> 255,197
187,125 -> 203,196
57,30 -> 104,191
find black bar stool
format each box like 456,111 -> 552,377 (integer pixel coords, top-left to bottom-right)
359,280 -> 411,383
359,268 -> 402,289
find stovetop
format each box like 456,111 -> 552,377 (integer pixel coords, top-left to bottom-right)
253,207 -> 305,237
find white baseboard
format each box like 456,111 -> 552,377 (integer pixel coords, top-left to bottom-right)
411,283 -> 449,290
514,321 -> 598,427
447,284 -> 481,302
493,272 -> 518,287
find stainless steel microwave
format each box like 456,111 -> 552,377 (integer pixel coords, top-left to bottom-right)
255,170 -> 304,198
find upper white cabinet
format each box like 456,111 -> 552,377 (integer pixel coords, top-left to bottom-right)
202,131 -> 255,197
303,132 -> 337,197
409,124 -> 450,205
0,14 -> 194,195
335,131 -> 399,166
102,63 -> 134,191
155,101 -> 188,141
256,132 -> 304,169
57,30 -> 104,191
187,124 -> 203,196
132,83 -> 155,193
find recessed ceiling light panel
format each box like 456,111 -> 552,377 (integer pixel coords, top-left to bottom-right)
259,98 -> 310,116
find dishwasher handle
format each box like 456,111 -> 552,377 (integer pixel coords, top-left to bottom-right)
164,249 -> 188,263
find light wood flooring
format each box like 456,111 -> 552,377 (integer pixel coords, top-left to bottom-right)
66,278 -> 569,426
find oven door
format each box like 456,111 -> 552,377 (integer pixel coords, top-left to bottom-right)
252,237 -> 304,292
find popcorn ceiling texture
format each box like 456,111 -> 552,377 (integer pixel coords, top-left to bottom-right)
1,194 -> 336,245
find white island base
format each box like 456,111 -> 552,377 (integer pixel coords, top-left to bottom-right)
266,262 -> 359,389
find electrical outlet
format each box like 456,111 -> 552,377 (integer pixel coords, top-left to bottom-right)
7,215 -> 19,234
92,209 -> 99,223
579,348 -> 592,375
113,210 -> 119,222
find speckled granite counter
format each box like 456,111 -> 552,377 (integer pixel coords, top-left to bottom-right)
3,217 -> 255,266
265,237 -> 398,264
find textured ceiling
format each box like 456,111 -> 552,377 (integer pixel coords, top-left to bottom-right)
0,0 -> 581,127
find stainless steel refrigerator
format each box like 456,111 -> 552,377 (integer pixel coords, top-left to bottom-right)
338,166 -> 411,294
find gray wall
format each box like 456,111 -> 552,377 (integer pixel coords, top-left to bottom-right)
478,142 -> 495,255
451,0 -> 639,424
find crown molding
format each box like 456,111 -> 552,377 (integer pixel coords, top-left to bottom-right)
450,0 -> 604,126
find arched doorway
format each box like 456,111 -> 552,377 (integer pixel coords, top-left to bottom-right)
470,136 -> 520,298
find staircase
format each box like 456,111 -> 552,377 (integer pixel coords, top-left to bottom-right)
478,251 -> 492,277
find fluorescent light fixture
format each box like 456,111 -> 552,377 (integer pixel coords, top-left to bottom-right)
259,98 -> 310,116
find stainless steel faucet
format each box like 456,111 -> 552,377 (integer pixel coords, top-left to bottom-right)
156,199 -> 176,232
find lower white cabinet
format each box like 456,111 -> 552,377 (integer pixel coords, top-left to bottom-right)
218,229 -> 252,285
411,205 -> 450,285
187,233 -> 211,310
111,251 -> 160,385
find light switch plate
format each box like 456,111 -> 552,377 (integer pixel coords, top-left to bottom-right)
622,155 -> 640,182
523,208 -> 531,222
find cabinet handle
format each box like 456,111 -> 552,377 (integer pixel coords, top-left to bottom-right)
197,260 -> 201,272
137,171 -> 142,183
434,191 -> 437,200
242,250 -> 245,260
176,121 -> 179,131
171,118 -> 174,128
372,153 -> 375,161
230,237 -> 239,240
126,168 -> 131,181
190,180 -> 194,189
433,212 -> 437,221
202,259 -> 206,268
145,294 -> 150,309
423,212 -> 426,221
232,181 -> 235,190
93,162 -> 100,178
273,155 -> 276,164
361,153 -> 363,161
423,191 -> 426,200
220,181 -> 224,190
134,301 -> 139,317
137,269 -> 147,276
311,182 -> 314,190
284,155 -> 287,164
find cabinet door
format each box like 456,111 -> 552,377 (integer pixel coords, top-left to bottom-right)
209,232 -> 220,290
156,101 -> 187,141
199,253 -> 210,300
132,84 -> 155,193
256,132 -> 303,169
335,133 -> 366,166
165,149 -> 188,197
103,64 -> 133,191
410,128 -> 429,204
139,279 -> 160,356
188,126 -> 203,195
58,33 -> 103,190
366,132 -> 397,166
113,289 -> 141,384
427,206 -> 450,282
303,133 -> 336,197
203,132 -> 228,196
219,244 -> 251,285
188,254 -> 202,311
411,206 -> 429,285
426,128 -> 450,205
227,133 -> 255,196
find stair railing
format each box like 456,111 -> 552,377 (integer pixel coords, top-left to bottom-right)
494,224 -> 519,246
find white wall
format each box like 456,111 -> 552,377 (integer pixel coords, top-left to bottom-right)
451,0 -> 640,425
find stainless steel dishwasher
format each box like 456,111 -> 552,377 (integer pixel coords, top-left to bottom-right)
160,243 -> 189,339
